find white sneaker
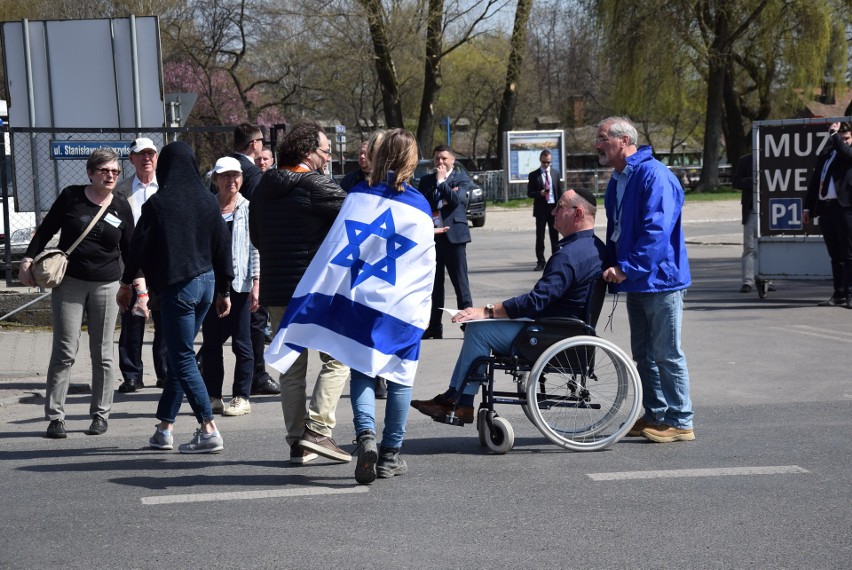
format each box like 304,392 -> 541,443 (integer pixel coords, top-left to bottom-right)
210,397 -> 225,414
222,396 -> 251,416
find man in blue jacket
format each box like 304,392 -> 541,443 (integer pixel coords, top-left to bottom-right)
597,116 -> 695,443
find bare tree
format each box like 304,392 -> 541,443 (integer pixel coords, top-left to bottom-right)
415,0 -> 508,152
357,0 -> 405,127
496,0 -> 532,165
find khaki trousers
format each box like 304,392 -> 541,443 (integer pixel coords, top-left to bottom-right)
268,305 -> 350,445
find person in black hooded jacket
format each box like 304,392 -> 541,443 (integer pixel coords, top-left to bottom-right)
249,121 -> 351,465
118,141 -> 234,454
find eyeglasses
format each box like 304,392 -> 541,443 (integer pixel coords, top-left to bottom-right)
218,172 -> 241,179
317,147 -> 333,157
555,203 -> 577,212
594,135 -> 611,145
95,168 -> 121,176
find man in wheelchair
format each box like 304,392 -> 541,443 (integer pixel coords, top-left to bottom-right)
412,188 -> 605,424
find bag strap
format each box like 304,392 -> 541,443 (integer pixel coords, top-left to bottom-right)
65,193 -> 113,255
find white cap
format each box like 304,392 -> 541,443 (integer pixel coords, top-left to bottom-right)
208,156 -> 243,176
130,137 -> 158,153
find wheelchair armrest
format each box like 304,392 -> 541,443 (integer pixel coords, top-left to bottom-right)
536,317 -> 587,326
534,317 -> 596,336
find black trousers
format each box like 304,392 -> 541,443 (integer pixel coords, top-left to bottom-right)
200,290 -> 253,399
250,305 -> 269,382
534,213 -> 559,263
118,290 -> 167,382
429,236 -> 472,329
819,200 -> 852,297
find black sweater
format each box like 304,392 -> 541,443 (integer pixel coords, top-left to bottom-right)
121,141 -> 234,293
26,185 -> 134,282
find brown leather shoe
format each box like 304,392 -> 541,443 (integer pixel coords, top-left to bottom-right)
414,397 -> 474,424
410,393 -> 451,411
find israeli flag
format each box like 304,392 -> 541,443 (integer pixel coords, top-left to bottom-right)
265,181 -> 436,386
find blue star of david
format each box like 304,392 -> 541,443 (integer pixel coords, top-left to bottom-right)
331,208 -> 416,288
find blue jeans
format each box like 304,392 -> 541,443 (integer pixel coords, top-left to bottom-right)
449,321 -> 526,396
350,369 -> 412,449
625,290 -> 693,429
156,270 -> 215,424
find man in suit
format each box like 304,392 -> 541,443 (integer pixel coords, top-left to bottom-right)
421,145 -> 473,339
230,123 -> 264,200
231,123 -> 281,395
803,121 -> 852,308
527,149 -> 564,271
115,137 -> 167,392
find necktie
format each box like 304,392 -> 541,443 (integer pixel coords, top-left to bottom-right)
820,151 -> 836,198
544,170 -> 551,202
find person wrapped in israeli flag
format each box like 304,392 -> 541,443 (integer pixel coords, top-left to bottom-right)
265,138 -> 435,388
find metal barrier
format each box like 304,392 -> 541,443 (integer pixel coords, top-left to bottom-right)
472,164 -> 732,203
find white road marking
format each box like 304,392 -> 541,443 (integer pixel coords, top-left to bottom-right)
771,326 -> 852,343
141,485 -> 369,505
587,465 -> 809,481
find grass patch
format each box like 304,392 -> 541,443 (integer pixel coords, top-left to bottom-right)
684,187 -> 740,201
489,198 -> 534,208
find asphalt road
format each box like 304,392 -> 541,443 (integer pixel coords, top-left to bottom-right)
1,217 -> 850,569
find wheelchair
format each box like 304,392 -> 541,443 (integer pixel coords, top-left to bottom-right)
434,278 -> 642,454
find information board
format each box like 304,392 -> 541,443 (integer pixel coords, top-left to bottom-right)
503,130 -> 565,184
754,118 -> 851,236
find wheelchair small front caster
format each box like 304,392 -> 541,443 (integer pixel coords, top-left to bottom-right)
478,410 -> 514,454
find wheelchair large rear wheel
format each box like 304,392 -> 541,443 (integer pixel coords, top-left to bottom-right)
525,335 -> 641,452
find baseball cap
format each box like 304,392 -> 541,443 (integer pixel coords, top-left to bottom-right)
130,137 -> 158,154
208,156 -> 243,176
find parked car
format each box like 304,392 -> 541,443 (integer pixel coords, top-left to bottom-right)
411,160 -> 486,227
0,226 -> 36,274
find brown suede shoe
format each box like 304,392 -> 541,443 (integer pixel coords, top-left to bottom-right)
627,417 -> 657,437
413,397 -> 474,424
641,424 -> 695,443
298,427 -> 352,462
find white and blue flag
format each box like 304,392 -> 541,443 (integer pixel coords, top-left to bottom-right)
265,181 -> 436,386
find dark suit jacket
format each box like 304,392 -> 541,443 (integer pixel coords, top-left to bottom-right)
527,166 -> 563,218
340,168 -> 367,192
805,134 -> 852,216
421,166 -> 472,244
231,153 -> 263,201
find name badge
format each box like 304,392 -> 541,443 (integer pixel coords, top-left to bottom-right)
104,213 -> 122,228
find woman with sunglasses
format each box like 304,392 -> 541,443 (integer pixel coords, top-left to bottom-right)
19,148 -> 136,439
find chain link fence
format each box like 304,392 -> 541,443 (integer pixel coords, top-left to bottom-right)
1,126 -> 232,284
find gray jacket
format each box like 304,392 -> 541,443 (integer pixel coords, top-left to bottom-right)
229,193 -> 260,293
